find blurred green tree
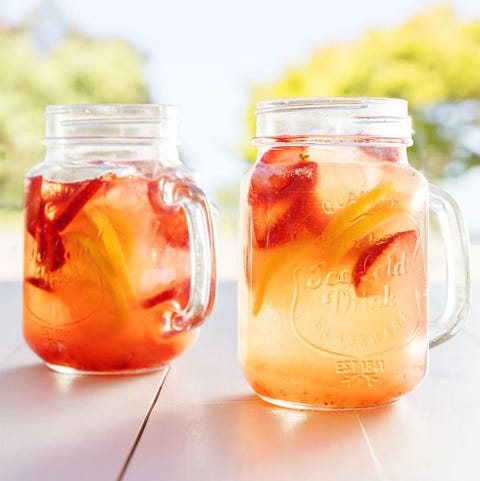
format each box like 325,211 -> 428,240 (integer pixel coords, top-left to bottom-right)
244,6 -> 480,178
0,23 -> 149,209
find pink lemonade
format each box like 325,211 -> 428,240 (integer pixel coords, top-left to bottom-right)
239,143 -> 428,409
24,173 -> 202,373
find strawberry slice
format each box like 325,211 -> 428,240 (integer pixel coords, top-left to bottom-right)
249,146 -> 310,203
141,279 -> 190,309
249,160 -> 318,204
252,145 -> 373,248
25,276 -> 52,291
360,146 -> 401,163
160,209 -> 189,248
147,180 -> 189,248
353,230 -> 418,297
249,160 -> 319,248
250,146 -> 308,203
40,222 -> 66,272
260,146 -> 309,165
53,177 -> 105,232
24,176 -> 44,238
298,192 -> 330,236
251,196 -> 295,248
25,176 -> 65,273
248,162 -> 293,202
25,176 -> 106,275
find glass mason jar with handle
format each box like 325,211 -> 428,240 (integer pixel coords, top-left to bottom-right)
23,104 -> 217,374
238,97 -> 470,410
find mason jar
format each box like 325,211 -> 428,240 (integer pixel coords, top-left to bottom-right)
24,104 -> 217,374
238,97 -> 470,410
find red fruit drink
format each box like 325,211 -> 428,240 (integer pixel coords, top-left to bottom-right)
239,143 -> 429,409
24,173 -> 198,373
24,104 -> 217,375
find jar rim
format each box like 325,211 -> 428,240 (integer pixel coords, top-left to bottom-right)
255,97 -> 408,115
254,97 -> 412,145
45,104 -> 177,119
44,104 -> 178,144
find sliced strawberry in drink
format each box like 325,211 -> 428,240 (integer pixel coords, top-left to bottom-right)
25,176 -> 106,275
249,161 -> 319,248
249,146 -> 311,204
24,176 -> 44,238
251,196 -> 294,248
147,180 -> 189,248
33,220 -> 66,272
25,276 -> 52,291
53,177 -> 105,232
25,176 -> 65,272
161,208 -> 189,248
360,146 -> 400,163
43,222 -> 66,271
249,162 -> 293,202
260,146 -> 309,165
141,279 -> 190,309
298,192 -> 330,236
249,160 -> 318,204
250,146 -> 311,203
42,178 -> 96,224
250,146 -> 314,203
353,230 -> 418,297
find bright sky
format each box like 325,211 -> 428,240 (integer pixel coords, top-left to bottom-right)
1,0 -> 479,200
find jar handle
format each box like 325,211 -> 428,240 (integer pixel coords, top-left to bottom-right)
159,174 -> 217,331
428,183 -> 471,347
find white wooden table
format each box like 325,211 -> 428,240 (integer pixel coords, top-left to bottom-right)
1,280 -> 479,481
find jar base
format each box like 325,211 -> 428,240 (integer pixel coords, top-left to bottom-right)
45,362 -> 170,376
258,394 -> 399,412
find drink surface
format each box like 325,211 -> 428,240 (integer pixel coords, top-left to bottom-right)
23,173 -> 198,372
239,144 -> 428,409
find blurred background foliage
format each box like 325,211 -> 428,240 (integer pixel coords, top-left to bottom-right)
1,5 -> 479,213
244,6 -> 480,179
0,20 -> 149,209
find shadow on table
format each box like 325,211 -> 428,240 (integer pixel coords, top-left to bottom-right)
0,361 -> 166,481
134,385 -> 479,480
0,360 -> 164,398
133,392 -> 398,480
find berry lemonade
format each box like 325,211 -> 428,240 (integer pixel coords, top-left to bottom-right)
239,143 -> 428,409
24,173 -> 199,373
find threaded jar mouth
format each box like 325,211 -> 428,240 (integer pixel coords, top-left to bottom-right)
44,104 -> 178,145
254,97 -> 412,146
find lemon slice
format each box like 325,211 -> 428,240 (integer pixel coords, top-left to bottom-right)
319,182 -> 396,242
86,207 -> 133,297
251,182 -> 408,315
63,232 -> 130,323
251,240 -> 307,316
317,183 -> 408,263
63,206 -> 134,324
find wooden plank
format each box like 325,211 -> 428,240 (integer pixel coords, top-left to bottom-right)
4,279 -> 478,480
357,331 -> 480,481
0,348 -> 168,481
124,282 -> 383,481
0,282 -> 23,363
